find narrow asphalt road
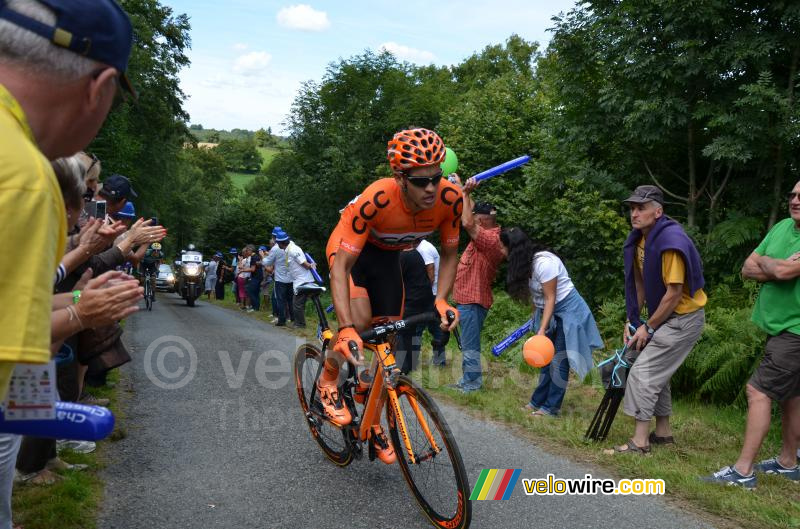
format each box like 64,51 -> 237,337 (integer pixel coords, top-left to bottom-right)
98,293 -> 715,529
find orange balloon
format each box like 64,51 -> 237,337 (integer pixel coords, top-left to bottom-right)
523,335 -> 555,368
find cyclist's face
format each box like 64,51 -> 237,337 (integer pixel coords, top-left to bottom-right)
399,165 -> 441,211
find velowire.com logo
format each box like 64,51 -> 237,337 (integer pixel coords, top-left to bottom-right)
469,469 -> 522,500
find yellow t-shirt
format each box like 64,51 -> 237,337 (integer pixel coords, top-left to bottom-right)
636,237 -> 706,314
0,83 -> 66,363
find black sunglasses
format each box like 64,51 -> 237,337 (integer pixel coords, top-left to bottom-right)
404,170 -> 443,189
87,153 -> 100,174
788,192 -> 800,201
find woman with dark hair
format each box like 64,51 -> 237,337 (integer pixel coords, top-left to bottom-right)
501,227 -> 603,417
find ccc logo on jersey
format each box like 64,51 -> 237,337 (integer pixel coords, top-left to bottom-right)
352,190 -> 389,235
440,187 -> 463,228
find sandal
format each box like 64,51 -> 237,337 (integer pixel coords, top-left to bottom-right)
17,469 -> 63,486
605,439 -> 651,455
530,410 -> 553,418
521,403 -> 536,412
649,432 -> 675,445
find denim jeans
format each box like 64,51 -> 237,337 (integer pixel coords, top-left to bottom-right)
530,320 -> 569,415
246,279 -> 261,311
274,282 -> 294,324
0,434 -> 20,529
457,303 -> 488,390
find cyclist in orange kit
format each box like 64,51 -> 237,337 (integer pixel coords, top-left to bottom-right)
322,128 -> 463,463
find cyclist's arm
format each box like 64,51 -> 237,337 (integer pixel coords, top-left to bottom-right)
330,248 -> 359,329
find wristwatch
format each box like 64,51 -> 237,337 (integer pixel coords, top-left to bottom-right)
645,323 -> 656,336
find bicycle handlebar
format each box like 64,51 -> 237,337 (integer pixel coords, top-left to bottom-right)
358,312 -> 438,342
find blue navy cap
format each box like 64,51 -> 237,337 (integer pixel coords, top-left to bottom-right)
0,0 -> 136,97
229,248 -> 238,254
99,174 -> 137,200
275,230 -> 290,242
100,174 -> 137,200
214,251 -> 223,258
258,245 -> 267,251
271,226 -> 283,236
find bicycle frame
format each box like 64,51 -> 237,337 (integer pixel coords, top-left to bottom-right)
307,294 -> 441,464
358,341 -> 442,464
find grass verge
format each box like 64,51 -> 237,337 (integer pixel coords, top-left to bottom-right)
11,370 -> 126,529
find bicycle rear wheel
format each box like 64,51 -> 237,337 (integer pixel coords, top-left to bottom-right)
387,376 -> 471,529
294,343 -> 353,467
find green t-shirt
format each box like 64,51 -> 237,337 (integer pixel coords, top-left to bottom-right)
752,217 -> 800,335
142,248 -> 162,266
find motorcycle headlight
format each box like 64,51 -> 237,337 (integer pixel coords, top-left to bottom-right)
183,263 -> 201,276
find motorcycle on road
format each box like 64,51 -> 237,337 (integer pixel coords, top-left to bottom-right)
176,251 -> 204,307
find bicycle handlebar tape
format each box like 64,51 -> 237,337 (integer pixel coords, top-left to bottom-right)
304,252 -> 324,284
0,402 -> 115,441
472,155 -> 531,183
492,319 -> 534,357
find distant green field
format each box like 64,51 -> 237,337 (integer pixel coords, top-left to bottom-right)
258,146 -> 280,168
228,147 -> 280,191
229,171 -> 256,191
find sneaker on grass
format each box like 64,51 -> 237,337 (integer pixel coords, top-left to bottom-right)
56,439 -> 96,454
701,465 -> 756,489
754,457 -> 800,481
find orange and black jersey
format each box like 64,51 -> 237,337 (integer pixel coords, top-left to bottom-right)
326,178 -> 463,260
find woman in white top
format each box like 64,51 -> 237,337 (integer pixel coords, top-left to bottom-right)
501,227 -> 603,417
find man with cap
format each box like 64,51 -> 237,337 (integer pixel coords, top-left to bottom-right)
280,232 -> 317,328
0,0 -> 137,522
0,0 -> 135,395
450,175 -> 506,392
607,185 -> 706,455
264,229 -> 294,326
96,173 -> 137,216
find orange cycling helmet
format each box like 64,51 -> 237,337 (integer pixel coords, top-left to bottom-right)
387,128 -> 446,174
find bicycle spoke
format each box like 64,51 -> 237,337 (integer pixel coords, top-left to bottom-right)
294,344 -> 352,466
389,377 -> 470,529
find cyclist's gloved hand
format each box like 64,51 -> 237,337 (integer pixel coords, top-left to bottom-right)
334,326 -> 363,366
434,299 -> 459,332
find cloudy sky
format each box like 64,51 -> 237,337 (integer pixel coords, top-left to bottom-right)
166,0 -> 577,133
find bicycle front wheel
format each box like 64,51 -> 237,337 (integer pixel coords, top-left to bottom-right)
145,280 -> 152,311
294,343 -> 353,467
387,376 -> 471,529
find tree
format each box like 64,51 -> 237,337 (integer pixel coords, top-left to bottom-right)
547,1 -> 800,234
254,128 -> 269,148
215,139 -> 263,173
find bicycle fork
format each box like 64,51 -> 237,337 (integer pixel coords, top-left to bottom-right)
369,343 -> 441,465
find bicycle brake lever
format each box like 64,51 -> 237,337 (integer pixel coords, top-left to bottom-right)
347,340 -> 361,364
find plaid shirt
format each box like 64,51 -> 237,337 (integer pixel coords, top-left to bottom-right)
454,225 -> 504,309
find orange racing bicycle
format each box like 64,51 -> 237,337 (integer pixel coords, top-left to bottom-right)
293,283 -> 471,529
